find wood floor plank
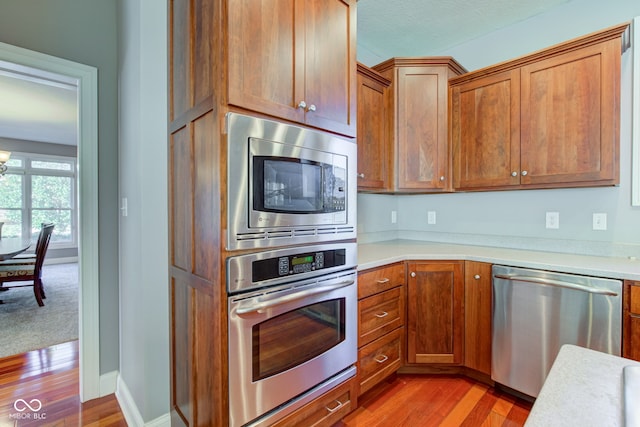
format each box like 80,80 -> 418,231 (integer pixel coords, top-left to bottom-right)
0,340 -> 126,426
439,383 -> 490,427
338,374 -> 532,427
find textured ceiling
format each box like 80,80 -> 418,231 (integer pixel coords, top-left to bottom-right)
357,0 -> 572,65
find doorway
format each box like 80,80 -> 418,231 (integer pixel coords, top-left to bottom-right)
0,41 -> 100,402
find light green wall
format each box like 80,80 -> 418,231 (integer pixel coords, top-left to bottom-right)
117,0 -> 169,422
0,0 -> 120,373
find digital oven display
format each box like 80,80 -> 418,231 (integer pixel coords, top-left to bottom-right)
251,249 -> 345,282
292,255 -> 314,266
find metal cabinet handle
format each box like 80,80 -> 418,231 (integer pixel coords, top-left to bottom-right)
374,354 -> 389,364
376,278 -> 390,284
511,171 -> 518,177
474,274 -> 480,280
410,272 -> 416,278
375,311 -> 389,318
357,173 -> 365,178
326,400 -> 344,413
439,176 -> 445,181
307,104 -> 317,112
521,170 -> 528,176
297,100 -> 307,109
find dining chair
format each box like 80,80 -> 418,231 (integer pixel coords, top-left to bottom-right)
0,223 -> 54,306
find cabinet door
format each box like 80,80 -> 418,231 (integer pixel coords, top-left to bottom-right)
451,69 -> 521,190
396,66 -> 450,191
227,0 -> 356,137
464,261 -> 492,375
406,261 -> 463,364
303,0 -> 357,136
624,281 -> 640,361
520,38 -> 620,186
227,0 -> 305,124
357,64 -> 390,190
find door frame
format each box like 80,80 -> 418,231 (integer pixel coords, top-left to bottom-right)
0,41 -> 100,401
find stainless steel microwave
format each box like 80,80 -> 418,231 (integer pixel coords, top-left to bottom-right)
225,113 -> 357,250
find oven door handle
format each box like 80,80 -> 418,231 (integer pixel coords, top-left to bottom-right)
235,279 -> 355,315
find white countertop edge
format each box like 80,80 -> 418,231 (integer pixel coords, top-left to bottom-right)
357,240 -> 640,280
525,344 -> 640,427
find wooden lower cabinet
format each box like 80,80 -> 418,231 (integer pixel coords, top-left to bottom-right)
358,327 -> 403,395
406,261 -> 464,365
270,377 -> 357,427
357,263 -> 405,395
463,261 -> 493,375
624,280 -> 640,361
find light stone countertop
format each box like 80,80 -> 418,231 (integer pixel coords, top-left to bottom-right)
357,240 -> 640,280
525,345 -> 640,427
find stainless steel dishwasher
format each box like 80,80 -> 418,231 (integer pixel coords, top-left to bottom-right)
492,265 -> 622,398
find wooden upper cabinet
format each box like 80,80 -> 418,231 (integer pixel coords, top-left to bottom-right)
374,58 -> 466,193
227,0 -> 356,137
451,69 -> 521,189
451,23 -> 629,191
357,63 -> 391,191
520,41 -> 620,185
406,261 -> 464,365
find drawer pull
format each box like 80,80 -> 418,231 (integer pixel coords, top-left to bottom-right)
374,354 -> 389,364
375,311 -> 389,318
630,313 -> 640,319
325,399 -> 344,413
376,278 -> 390,284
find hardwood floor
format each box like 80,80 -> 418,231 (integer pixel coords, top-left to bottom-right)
337,374 -> 532,427
0,340 -> 126,426
0,342 -> 531,427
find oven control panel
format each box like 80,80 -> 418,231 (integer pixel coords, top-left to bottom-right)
226,242 -> 357,294
253,249 -> 345,283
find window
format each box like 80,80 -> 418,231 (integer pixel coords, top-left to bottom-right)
0,152 -> 77,248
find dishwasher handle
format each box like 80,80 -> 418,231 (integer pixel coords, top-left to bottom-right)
493,274 -> 619,297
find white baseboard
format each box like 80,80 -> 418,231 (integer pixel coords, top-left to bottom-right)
44,256 -> 78,265
100,370 -> 118,397
115,374 -> 171,427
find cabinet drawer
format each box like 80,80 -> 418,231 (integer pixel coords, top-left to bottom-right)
630,284 -> 640,315
270,377 -> 356,427
358,263 -> 404,299
359,287 -> 404,347
358,327 -> 403,395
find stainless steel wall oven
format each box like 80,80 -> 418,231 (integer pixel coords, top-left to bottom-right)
227,243 -> 358,427
225,113 -> 357,251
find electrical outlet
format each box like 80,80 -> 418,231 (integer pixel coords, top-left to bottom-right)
593,213 -> 607,230
391,210 -> 397,224
427,211 -> 436,225
545,212 -> 559,229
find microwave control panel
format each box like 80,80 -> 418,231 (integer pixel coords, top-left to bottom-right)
252,248 -> 346,282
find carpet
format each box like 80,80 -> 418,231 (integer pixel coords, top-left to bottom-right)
0,263 -> 78,358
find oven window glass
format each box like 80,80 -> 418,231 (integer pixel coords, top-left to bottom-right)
253,157 -> 346,214
252,298 -> 345,381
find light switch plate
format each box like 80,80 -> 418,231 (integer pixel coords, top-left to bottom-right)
593,213 -> 607,230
